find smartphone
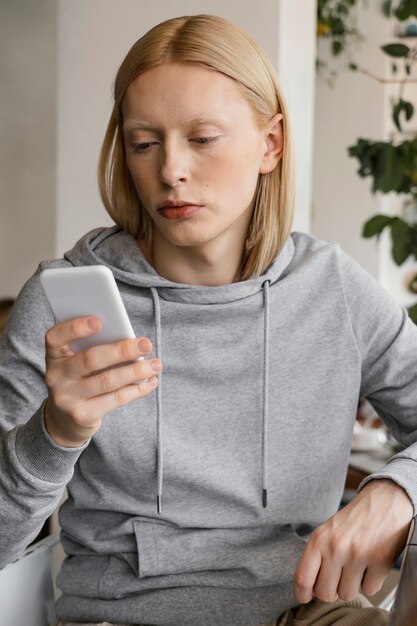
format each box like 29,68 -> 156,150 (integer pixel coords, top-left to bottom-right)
40,265 -> 139,356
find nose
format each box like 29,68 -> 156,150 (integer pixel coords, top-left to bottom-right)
159,139 -> 190,187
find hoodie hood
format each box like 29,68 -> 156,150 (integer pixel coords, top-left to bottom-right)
64,226 -> 296,512
64,226 -> 295,304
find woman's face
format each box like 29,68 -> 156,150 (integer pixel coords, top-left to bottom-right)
122,62 -> 281,251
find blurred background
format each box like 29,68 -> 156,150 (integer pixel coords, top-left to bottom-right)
1,0 -> 417,314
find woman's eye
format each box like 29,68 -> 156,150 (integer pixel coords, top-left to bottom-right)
132,142 -> 157,152
191,137 -> 218,146
131,137 -> 218,152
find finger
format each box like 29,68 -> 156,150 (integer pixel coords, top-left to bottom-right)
46,316 -> 101,359
64,336 -> 153,378
313,558 -> 342,603
311,529 -> 362,602
361,565 -> 391,597
293,543 -> 323,604
337,561 -> 367,602
74,375 -> 159,422
73,357 -> 162,401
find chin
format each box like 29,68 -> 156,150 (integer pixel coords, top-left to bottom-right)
157,222 -> 219,249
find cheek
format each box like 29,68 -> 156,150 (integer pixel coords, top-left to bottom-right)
127,161 -> 154,200
214,150 -> 260,206
211,147 -> 259,189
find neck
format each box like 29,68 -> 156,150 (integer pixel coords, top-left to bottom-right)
139,230 -> 247,286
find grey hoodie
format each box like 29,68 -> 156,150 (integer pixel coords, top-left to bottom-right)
1,226 -> 417,626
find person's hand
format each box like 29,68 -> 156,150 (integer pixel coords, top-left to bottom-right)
293,478 -> 413,604
44,316 -> 162,447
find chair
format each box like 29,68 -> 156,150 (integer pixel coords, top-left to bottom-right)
0,534 -> 62,626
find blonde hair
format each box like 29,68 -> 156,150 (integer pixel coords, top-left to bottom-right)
98,14 -> 295,279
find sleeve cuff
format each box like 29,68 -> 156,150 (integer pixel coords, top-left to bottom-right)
358,456 -> 417,516
14,402 -> 89,483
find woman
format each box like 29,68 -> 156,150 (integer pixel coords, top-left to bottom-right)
0,14 -> 415,626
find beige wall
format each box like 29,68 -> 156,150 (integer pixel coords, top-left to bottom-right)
0,0 -> 57,298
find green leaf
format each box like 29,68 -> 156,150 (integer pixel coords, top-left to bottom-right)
382,0 -> 393,17
349,62 -> 358,70
332,39 -> 343,55
393,99 -> 415,132
381,43 -> 410,57
391,219 -> 412,264
337,3 -> 348,15
362,214 -> 394,238
404,100 -> 414,120
348,138 -> 417,195
374,144 -> 405,193
407,302 -> 417,324
393,101 -> 404,132
395,0 -> 417,20
331,18 -> 345,36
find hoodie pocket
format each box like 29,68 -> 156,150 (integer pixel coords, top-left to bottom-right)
133,520 -> 307,585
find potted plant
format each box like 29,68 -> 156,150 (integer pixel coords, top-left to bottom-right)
342,0 -> 417,321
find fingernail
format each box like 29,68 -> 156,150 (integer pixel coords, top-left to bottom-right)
87,318 -> 100,331
149,376 -> 158,386
151,359 -> 162,372
137,339 -> 149,352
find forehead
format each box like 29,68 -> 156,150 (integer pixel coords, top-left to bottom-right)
122,62 -> 257,127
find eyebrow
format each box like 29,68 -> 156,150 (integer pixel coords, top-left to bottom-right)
123,115 -> 229,133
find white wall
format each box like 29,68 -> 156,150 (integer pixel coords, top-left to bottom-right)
0,0 -> 57,298
277,0 -> 316,234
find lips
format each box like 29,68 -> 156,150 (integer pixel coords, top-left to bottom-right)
156,200 -> 204,220
157,204 -> 203,220
157,200 -> 202,210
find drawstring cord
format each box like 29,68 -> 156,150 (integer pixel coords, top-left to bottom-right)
262,280 -> 270,508
149,280 -> 271,513
150,287 -> 163,514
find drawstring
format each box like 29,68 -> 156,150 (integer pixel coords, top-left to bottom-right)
149,281 -> 271,513
150,287 -> 163,514
262,280 -> 270,508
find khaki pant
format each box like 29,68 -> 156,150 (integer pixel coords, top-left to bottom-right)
55,596 -> 389,626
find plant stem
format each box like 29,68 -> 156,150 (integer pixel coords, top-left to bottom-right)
355,65 -> 417,83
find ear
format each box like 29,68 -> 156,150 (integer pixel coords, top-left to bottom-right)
259,113 -> 284,174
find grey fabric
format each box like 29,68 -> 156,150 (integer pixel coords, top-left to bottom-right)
54,596 -> 389,625
1,226 -> 416,626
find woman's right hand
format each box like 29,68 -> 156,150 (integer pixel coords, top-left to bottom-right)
43,316 -> 162,447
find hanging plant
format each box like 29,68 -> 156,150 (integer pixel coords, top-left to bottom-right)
347,137 -> 417,195
383,0 -> 417,21
317,0 -> 361,54
316,0 -> 363,82
345,0 -> 417,322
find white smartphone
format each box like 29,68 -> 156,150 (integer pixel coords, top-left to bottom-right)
40,265 -> 139,356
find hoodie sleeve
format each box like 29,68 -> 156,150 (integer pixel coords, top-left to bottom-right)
0,266 -> 88,570
335,244 -> 417,512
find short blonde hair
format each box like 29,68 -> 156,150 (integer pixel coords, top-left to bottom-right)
98,14 -> 295,279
